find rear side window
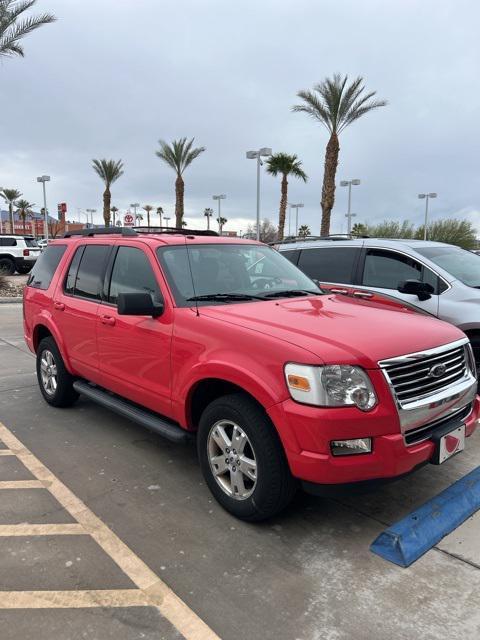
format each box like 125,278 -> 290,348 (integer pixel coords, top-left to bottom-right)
27,245 -> 67,290
24,237 -> 39,248
280,249 -> 300,265
108,246 -> 161,304
64,246 -> 85,295
0,238 -> 17,246
297,247 -> 360,284
70,245 -> 110,300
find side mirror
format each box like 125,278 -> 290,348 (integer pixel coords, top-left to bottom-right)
117,292 -> 164,317
397,279 -> 434,301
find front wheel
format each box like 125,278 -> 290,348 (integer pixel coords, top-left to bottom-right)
36,337 -> 78,407
197,393 -> 297,521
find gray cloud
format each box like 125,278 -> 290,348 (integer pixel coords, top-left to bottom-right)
0,0 -> 478,233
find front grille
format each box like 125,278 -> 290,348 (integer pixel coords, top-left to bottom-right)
381,343 -> 468,404
404,404 -> 472,445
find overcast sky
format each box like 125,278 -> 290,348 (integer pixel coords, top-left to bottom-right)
0,0 -> 479,234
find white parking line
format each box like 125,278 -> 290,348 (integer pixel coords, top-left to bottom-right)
0,422 -> 221,640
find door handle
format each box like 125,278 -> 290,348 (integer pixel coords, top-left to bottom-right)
353,291 -> 374,299
53,302 -> 65,311
101,315 -> 116,326
329,288 -> 349,295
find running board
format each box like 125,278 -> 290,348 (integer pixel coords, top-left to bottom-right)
73,381 -> 191,444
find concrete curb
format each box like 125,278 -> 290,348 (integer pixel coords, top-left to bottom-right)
0,297 -> 22,304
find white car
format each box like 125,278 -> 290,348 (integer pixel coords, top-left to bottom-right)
0,234 -> 41,274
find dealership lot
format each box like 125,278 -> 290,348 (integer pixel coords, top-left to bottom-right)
0,303 -> 480,639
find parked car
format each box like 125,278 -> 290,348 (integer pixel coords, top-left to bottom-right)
23,228 -> 479,520
0,234 -> 41,274
277,237 -> 480,373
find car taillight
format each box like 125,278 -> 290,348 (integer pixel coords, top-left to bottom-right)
23,249 -> 30,256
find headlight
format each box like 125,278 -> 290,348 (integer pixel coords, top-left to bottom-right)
284,363 -> 377,411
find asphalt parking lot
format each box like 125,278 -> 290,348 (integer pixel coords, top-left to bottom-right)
1,302 -> 480,639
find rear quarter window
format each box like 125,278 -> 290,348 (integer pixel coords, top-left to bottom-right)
27,245 -> 67,290
0,238 -> 17,247
297,247 -> 360,284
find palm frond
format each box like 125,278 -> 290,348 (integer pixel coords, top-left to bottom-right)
0,1 -> 55,59
92,158 -> 124,186
266,152 -> 308,182
155,137 -> 205,175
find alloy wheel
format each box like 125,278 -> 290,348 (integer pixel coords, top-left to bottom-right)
40,349 -> 58,396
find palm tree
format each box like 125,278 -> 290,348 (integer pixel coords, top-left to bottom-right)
266,153 -> 307,241
156,206 -> 164,227
204,207 -> 213,230
135,212 -> 143,225
298,224 -> 311,238
293,74 -> 387,235
92,159 -> 124,226
110,206 -> 119,226
181,220 -> 187,227
1,187 -> 22,232
143,204 -> 153,229
155,137 -> 206,228
15,198 -> 34,233
0,0 -> 56,60
351,222 -> 367,236
217,217 -> 227,235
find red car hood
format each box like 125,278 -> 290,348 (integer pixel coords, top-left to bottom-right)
199,294 -> 463,368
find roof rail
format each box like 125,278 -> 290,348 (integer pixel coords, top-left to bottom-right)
63,227 -> 137,238
134,226 -> 219,237
272,233 -> 369,246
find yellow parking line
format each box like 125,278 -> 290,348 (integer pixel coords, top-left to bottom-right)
0,422 -> 221,640
0,523 -> 86,536
0,480 -> 43,489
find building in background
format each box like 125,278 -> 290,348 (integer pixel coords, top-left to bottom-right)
0,209 -> 84,238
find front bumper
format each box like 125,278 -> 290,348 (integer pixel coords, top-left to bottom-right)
267,395 -> 480,486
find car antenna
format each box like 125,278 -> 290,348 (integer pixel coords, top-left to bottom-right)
184,236 -> 199,317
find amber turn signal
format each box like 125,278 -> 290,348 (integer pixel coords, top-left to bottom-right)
287,374 -> 311,392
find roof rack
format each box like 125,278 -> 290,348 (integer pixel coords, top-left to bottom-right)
63,227 -> 137,238
272,233 -> 369,246
134,226 -> 219,237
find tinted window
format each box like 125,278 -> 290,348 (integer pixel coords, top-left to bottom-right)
64,246 -> 85,295
363,249 -> 423,289
108,246 -> 161,304
297,247 -> 360,284
24,237 -> 39,248
0,238 -> 17,246
74,245 -> 110,300
281,249 -> 300,265
27,245 -> 67,290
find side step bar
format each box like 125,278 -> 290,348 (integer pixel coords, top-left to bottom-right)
73,381 -> 191,444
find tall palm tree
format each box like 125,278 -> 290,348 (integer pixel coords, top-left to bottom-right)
155,137 -> 206,228
0,0 -> 56,59
293,74 -> 387,235
204,207 -> 213,230
156,206 -> 163,227
15,198 -> 34,233
143,204 -> 153,229
266,153 -> 307,241
217,217 -> 227,235
92,159 -> 124,226
1,187 -> 22,232
110,206 -> 119,226
135,212 -> 143,225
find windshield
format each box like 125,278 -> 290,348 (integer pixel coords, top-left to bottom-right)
157,243 -> 322,306
416,246 -> 480,288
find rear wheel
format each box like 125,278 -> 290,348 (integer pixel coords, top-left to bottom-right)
16,265 -> 32,274
36,337 -> 78,407
197,393 -> 297,521
0,257 -> 15,276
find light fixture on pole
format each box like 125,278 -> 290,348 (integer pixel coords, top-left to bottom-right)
246,147 -> 272,241
36,175 -> 51,241
418,192 -> 437,240
86,208 -> 97,226
340,179 -> 360,235
290,203 -> 304,236
164,216 -> 171,228
130,203 -> 140,225
212,194 -> 226,234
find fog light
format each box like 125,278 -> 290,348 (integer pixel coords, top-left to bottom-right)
331,438 -> 372,456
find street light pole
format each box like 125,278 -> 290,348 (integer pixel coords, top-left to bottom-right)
340,179 -> 360,235
212,194 -> 226,234
130,203 -> 140,226
164,216 -> 171,228
36,175 -> 51,241
86,209 -> 96,226
289,203 -> 304,236
418,192 -> 437,240
246,147 -> 272,241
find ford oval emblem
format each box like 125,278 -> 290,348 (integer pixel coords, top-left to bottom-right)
429,363 -> 447,378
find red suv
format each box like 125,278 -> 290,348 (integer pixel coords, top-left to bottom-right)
23,228 -> 479,520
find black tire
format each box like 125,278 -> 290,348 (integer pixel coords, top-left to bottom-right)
0,257 -> 15,276
36,337 -> 79,407
16,265 -> 32,274
197,393 -> 297,521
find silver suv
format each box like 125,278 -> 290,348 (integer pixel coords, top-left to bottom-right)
0,234 -> 41,275
277,237 -> 480,370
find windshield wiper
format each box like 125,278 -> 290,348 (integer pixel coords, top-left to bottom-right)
187,293 -> 265,302
262,289 -> 324,298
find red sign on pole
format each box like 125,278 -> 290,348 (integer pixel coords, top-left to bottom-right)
124,213 -> 134,227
